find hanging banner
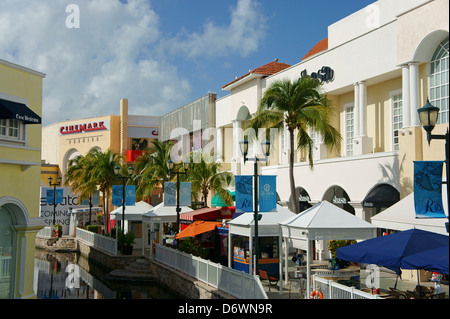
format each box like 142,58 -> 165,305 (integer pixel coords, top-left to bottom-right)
235,175 -> 253,213
125,185 -> 136,206
112,185 -> 136,206
164,182 -> 176,206
46,188 -> 64,205
259,175 -> 277,212
414,161 -> 446,218
81,190 -> 100,206
179,182 -> 192,206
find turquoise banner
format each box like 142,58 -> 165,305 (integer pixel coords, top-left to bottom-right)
235,175 -> 253,213
259,175 -> 277,212
179,182 -> 192,206
414,161 -> 446,218
164,182 -> 176,206
112,185 -> 136,206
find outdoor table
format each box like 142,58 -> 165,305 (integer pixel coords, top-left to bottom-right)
311,266 -> 359,281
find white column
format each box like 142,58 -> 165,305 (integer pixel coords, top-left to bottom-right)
359,81 -> 367,137
402,65 -> 411,128
216,127 -> 223,163
353,83 -> 360,137
409,62 -> 420,126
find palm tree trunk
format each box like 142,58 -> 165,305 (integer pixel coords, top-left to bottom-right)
289,128 -> 299,214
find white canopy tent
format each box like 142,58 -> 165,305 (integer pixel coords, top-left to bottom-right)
110,201 -> 154,251
227,204 -> 296,293
279,200 -> 377,295
371,191 -> 448,235
141,203 -> 194,256
110,200 -> 153,221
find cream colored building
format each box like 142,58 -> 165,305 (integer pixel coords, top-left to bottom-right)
41,99 -> 160,186
215,0 -> 449,257
0,59 -> 46,299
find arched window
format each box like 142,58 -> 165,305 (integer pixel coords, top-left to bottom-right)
429,37 -> 449,124
0,206 -> 16,299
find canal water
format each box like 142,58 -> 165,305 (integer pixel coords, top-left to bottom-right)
34,250 -> 182,299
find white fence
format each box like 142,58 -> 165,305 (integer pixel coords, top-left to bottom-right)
76,227 -> 118,256
312,275 -> 383,299
155,244 -> 268,299
36,226 -> 52,238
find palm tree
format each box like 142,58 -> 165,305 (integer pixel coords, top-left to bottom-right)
187,154 -> 234,207
64,154 -> 97,202
86,149 -> 124,231
134,139 -> 173,200
247,76 -> 341,213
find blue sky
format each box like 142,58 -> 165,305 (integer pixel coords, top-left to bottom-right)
0,0 -> 375,125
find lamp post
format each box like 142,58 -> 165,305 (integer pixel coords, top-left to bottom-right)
167,158 -> 189,234
239,137 -> 271,275
48,176 -> 62,226
114,165 -> 134,236
417,98 -> 449,233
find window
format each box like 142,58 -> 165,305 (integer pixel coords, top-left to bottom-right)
0,119 -> 25,144
429,38 -> 449,124
391,92 -> 403,151
345,105 -> 354,156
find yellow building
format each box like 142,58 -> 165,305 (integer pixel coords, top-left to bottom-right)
0,59 -> 46,299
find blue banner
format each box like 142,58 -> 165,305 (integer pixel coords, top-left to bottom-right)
414,161 -> 446,218
46,188 -> 63,205
179,182 -> 192,206
164,182 -> 176,206
259,175 -> 277,212
125,186 -> 135,206
112,185 -> 136,206
235,175 -> 253,213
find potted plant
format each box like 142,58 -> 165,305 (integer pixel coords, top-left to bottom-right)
53,224 -> 63,237
118,231 -> 135,255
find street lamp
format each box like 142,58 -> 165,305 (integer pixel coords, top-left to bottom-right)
48,176 -> 62,226
167,158 -> 189,234
239,137 -> 271,275
114,164 -> 134,236
417,98 -> 449,233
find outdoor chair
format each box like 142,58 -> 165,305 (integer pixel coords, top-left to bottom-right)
412,285 -> 435,299
431,292 -> 446,299
388,287 -> 409,299
258,270 -> 279,292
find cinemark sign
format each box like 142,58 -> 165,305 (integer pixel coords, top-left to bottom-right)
59,121 -> 109,135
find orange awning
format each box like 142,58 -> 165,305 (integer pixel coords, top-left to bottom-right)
175,220 -> 223,239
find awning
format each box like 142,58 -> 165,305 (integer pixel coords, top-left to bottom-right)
180,207 -> 222,221
211,190 -> 235,207
362,184 -> 399,208
175,220 -> 223,239
0,99 -> 41,124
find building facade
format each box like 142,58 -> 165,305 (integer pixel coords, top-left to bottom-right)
41,98 -> 160,182
0,59 -> 46,299
216,0 -> 449,257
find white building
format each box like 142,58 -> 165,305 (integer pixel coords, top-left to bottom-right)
215,0 -> 449,257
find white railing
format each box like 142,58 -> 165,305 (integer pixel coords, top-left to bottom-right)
36,226 -> 52,238
312,275 -> 383,299
155,244 -> 267,299
76,227 -> 117,256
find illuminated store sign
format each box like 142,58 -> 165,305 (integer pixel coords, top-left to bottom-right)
59,120 -> 110,135
301,66 -> 334,83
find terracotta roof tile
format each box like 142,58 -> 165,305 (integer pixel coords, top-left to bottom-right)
301,38 -> 328,61
222,60 -> 291,89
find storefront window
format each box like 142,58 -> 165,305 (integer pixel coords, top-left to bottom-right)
0,206 -> 15,299
430,38 -> 449,124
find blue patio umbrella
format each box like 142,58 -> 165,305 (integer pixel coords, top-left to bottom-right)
211,190 -> 235,207
337,228 -> 449,275
401,244 -> 449,275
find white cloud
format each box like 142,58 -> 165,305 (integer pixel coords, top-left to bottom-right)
162,0 -> 267,59
0,0 -> 267,126
0,0 -> 191,125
